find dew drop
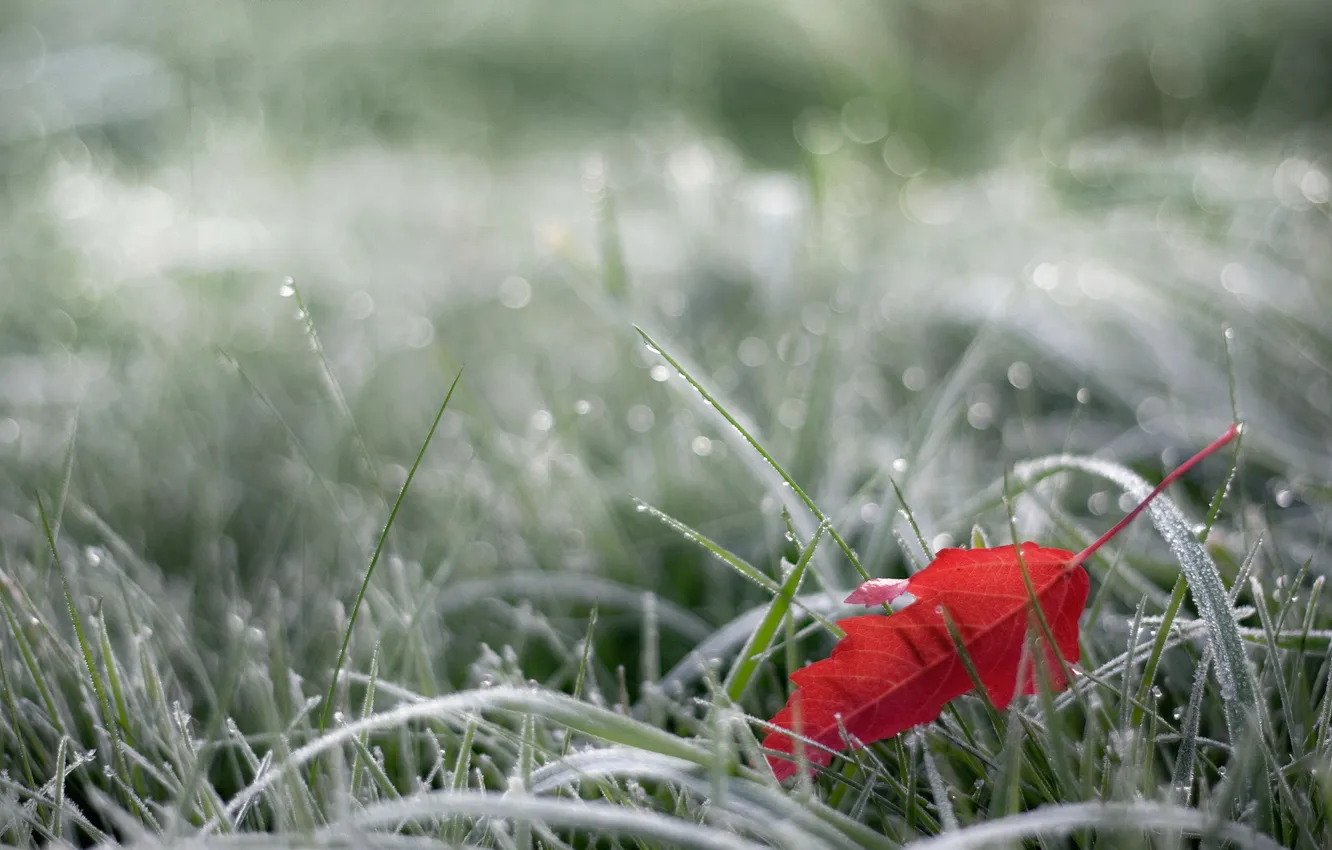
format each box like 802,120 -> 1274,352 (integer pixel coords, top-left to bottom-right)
1007,361 -> 1032,390
966,401 -> 993,430
1077,387 -> 1091,404
279,277 -> 295,298
626,405 -> 654,433
738,337 -> 769,367
498,275 -> 532,309
1088,491 -> 1110,516
902,366 -> 927,391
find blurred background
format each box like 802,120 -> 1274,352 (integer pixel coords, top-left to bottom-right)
2,0 -> 1330,712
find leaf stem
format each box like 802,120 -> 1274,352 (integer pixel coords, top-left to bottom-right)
1070,423 -> 1240,566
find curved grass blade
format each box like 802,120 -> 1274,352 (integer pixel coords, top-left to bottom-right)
906,800 -> 1283,850
1014,448 -> 1258,740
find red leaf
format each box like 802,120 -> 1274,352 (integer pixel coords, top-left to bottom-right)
763,543 -> 1088,781
762,424 -> 1241,781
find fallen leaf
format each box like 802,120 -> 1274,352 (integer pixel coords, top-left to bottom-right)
763,424 -> 1240,781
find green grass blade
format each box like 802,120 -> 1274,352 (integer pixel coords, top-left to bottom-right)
283,277 -> 381,487
0,592 -> 65,738
636,327 -> 870,582
52,735 -> 68,842
46,414 -> 79,566
635,499 -> 843,637
1250,577 -> 1303,761
889,475 -> 934,564
95,606 -> 132,748
1170,644 -> 1211,804
36,495 -> 122,781
725,521 -> 827,703
349,642 -> 380,797
314,368 -> 464,766
0,648 -> 37,787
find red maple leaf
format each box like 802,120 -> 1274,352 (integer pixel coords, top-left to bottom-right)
763,424 -> 1240,781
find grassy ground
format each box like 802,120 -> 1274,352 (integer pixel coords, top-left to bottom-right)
3,1 -> 1332,847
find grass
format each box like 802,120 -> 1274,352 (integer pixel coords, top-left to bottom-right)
3,0 -> 1332,847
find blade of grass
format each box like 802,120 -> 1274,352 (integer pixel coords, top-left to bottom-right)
0,592 -> 65,738
919,731 -> 959,832
725,521 -> 827,703
1170,642 -> 1211,804
313,368 -> 464,774
1014,448 -> 1258,740
37,494 -> 124,784
938,606 -> 1004,739
218,347 -> 365,556
1131,414 -> 1242,729
349,642 -> 381,797
635,499 -> 843,637
446,718 -> 478,846
45,414 -> 79,568
0,648 -> 37,787
889,476 -> 934,564
283,278 -> 380,487
636,327 -> 870,582
1250,577 -> 1303,761
95,606 -> 132,748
